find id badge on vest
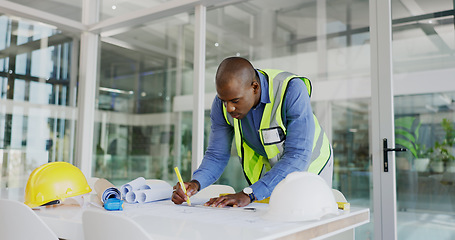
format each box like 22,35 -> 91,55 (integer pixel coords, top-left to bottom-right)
261,127 -> 286,145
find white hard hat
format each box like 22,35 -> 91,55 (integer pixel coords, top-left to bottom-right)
263,171 -> 338,221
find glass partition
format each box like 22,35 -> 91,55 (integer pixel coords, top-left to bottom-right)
0,14 -> 79,188
94,14 -> 195,185
203,6 -> 373,240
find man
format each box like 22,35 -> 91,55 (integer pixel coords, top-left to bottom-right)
172,57 -> 332,207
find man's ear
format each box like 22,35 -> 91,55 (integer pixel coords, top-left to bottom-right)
252,81 -> 260,94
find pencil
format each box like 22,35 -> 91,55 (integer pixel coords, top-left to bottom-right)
174,167 -> 191,206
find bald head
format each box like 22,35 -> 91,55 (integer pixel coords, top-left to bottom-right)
214,57 -> 261,119
215,57 -> 257,88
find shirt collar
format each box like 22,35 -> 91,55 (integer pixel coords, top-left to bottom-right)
256,69 -> 270,106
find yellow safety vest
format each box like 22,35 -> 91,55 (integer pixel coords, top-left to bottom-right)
222,69 -> 332,185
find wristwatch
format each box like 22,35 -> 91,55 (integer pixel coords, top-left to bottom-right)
243,187 -> 255,203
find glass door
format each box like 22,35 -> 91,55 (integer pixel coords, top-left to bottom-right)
391,0 -> 455,239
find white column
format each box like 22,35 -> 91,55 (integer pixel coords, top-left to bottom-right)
370,0 -> 397,239
316,0 -> 327,81
174,25 -> 185,171
314,0 -> 332,142
192,4 -> 206,175
75,0 -> 100,177
68,38 -> 79,165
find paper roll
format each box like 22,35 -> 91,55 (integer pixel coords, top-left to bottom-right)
125,191 -> 138,203
122,180 -> 172,203
120,177 -> 150,196
94,178 -> 121,203
136,183 -> 172,203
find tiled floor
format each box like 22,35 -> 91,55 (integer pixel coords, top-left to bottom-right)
396,211 -> 455,240
354,206 -> 455,240
345,170 -> 455,239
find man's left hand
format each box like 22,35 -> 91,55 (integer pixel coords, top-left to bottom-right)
204,192 -> 251,208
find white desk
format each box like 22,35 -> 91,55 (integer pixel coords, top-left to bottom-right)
1,189 -> 369,240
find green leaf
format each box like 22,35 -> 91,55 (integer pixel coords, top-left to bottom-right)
396,138 -> 417,158
395,117 -> 415,129
395,129 -> 416,143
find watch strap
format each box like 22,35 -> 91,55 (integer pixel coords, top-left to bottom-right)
248,192 -> 255,203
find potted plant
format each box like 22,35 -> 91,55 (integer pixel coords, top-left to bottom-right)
395,116 -> 430,171
414,144 -> 431,172
429,144 -> 448,173
428,118 -> 455,173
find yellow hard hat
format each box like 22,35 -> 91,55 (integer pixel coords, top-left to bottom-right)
24,162 -> 92,208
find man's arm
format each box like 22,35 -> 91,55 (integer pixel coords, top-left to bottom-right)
191,97 -> 234,189
172,97 -> 234,204
250,78 -> 315,200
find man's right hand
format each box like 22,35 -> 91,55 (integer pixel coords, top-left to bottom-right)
171,180 -> 199,204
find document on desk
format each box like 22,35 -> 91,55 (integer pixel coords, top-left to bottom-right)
125,199 -> 288,230
111,198 -> 365,240
124,200 -> 307,240
192,204 -> 257,212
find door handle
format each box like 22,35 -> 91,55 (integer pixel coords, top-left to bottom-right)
383,138 -> 407,172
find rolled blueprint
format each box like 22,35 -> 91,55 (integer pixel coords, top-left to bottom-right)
136,183 -> 172,203
120,177 -> 151,197
125,191 -> 138,203
123,180 -> 172,203
94,178 -> 121,203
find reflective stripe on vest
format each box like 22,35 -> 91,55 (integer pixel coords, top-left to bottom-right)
222,69 -> 331,184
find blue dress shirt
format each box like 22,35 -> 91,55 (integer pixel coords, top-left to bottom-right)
192,69 -> 315,200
